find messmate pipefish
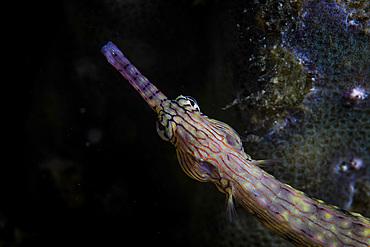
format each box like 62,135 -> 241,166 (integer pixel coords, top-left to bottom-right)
101,41 -> 370,247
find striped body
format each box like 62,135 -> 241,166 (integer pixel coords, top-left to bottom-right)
101,42 -> 370,246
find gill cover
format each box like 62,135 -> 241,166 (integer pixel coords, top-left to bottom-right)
156,112 -> 175,142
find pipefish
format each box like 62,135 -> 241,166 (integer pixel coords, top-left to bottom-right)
101,41 -> 370,246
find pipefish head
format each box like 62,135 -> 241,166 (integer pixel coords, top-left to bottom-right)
156,95 -> 248,182
156,95 -> 201,144
101,42 -> 245,182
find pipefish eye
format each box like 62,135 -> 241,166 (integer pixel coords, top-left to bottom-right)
185,96 -> 197,106
184,96 -> 200,111
175,95 -> 201,111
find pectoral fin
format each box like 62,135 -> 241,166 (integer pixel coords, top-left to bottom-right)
226,189 -> 238,222
253,159 -> 283,167
176,149 -> 219,182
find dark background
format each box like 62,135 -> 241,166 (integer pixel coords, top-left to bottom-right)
9,1 -> 254,246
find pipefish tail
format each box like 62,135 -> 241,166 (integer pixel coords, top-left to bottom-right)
101,41 -> 370,246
